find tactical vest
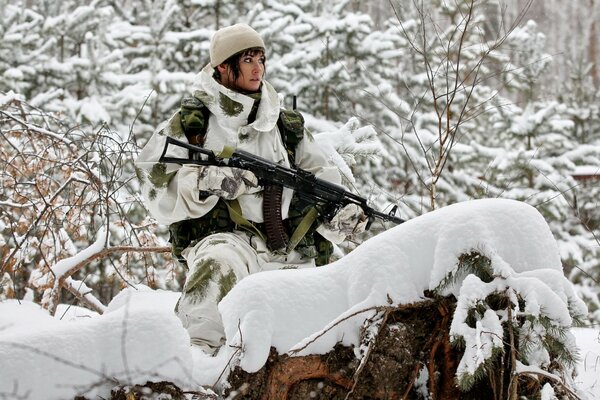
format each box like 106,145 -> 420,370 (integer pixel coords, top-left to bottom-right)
169,95 -> 333,266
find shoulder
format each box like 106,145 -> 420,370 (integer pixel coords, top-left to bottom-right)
179,93 -> 211,144
277,108 -> 305,146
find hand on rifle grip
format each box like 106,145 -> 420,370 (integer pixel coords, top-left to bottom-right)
317,203 -> 367,244
196,165 -> 259,200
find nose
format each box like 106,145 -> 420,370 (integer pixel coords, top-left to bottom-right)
252,61 -> 264,75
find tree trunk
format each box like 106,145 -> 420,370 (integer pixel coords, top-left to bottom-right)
226,298 -> 470,400
589,0 -> 599,88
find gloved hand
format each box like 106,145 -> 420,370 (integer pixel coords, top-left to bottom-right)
316,203 -> 368,244
196,166 -> 259,200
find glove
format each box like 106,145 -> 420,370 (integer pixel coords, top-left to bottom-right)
196,166 -> 259,200
316,203 -> 368,244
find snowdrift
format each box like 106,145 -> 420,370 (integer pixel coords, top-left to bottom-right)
0,199 -> 590,399
0,290 -> 192,400
219,198 -> 585,373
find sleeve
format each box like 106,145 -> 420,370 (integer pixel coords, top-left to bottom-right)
293,130 -> 343,185
293,129 -> 355,244
135,111 -> 219,226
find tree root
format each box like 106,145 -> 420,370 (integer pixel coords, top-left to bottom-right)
227,297 -> 460,400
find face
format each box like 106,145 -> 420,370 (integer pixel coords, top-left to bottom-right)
218,52 -> 265,92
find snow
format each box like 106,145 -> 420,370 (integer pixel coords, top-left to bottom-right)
218,198 -> 583,373
573,327 -> 600,399
0,199 -> 597,399
573,165 -> 600,176
0,289 -> 192,400
50,227 -> 108,280
314,117 -> 381,184
0,90 -> 22,108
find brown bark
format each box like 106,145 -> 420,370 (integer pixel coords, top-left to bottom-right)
226,298 -> 466,400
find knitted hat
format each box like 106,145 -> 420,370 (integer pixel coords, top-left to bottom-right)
209,24 -> 265,67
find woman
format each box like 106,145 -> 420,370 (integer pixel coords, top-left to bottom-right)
136,24 -> 365,353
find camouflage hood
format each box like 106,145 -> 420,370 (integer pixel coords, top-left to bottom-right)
191,63 -> 281,136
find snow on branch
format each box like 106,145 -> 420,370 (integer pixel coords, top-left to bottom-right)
45,226 -> 170,316
315,117 -> 381,185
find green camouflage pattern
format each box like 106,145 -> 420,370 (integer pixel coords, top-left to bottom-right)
183,257 -> 220,301
277,109 -> 305,146
219,92 -> 243,117
147,163 -> 176,201
169,200 -> 234,262
218,269 -> 237,301
165,111 -> 185,138
277,109 -> 305,166
180,96 -> 208,139
192,90 -> 214,106
175,256 -> 238,311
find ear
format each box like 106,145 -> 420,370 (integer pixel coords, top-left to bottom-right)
217,64 -> 228,75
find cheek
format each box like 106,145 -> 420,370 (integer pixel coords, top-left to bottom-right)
235,65 -> 247,78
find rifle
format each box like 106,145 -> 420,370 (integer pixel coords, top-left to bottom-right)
158,136 -> 405,230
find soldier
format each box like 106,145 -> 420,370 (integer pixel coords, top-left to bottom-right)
136,24 -> 366,354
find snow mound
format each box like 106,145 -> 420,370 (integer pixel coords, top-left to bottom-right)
0,198 -> 587,396
0,288 -> 192,400
219,199 -> 574,372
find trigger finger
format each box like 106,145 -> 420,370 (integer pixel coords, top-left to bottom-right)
241,171 -> 258,187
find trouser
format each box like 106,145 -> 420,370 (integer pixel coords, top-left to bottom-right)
175,230 -> 315,350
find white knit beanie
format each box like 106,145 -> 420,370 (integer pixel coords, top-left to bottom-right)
209,24 -> 265,67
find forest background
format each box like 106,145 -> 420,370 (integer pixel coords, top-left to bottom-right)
1,0 -> 599,328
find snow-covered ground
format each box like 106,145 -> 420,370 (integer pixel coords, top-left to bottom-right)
573,327 -> 600,399
1,199 -> 598,399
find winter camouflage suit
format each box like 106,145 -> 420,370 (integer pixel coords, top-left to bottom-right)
136,63 -> 364,352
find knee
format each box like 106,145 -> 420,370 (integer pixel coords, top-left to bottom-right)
183,257 -> 231,296
182,233 -> 257,300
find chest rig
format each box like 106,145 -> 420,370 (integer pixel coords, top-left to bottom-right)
169,95 -> 333,266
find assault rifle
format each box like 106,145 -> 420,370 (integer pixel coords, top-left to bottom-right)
158,136 -> 405,230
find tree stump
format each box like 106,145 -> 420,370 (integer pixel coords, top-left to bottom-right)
226,297 -> 481,400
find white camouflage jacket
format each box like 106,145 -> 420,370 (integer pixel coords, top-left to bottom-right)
135,63 -> 342,228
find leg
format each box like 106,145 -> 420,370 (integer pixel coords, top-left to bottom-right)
175,232 -> 260,351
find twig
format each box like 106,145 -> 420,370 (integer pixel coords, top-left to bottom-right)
344,308 -> 392,399
57,245 -> 171,282
47,245 -> 171,316
401,361 -> 426,400
213,319 -> 244,388
506,303 -> 518,400
515,370 -> 581,400
61,277 -> 106,315
288,305 -> 395,355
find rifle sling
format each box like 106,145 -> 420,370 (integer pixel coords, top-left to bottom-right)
224,199 -> 266,242
287,206 -> 319,253
225,198 -> 318,255
218,145 -> 235,159
220,144 -> 318,254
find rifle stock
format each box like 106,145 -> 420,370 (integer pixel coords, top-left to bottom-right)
158,136 -> 405,229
